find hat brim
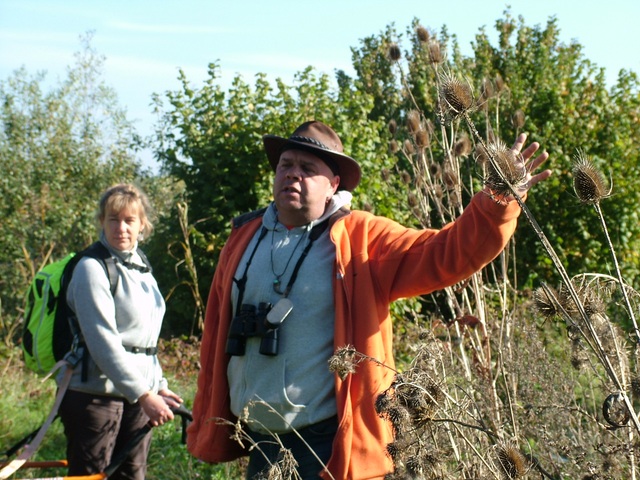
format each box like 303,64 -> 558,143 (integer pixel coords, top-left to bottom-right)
263,135 -> 361,192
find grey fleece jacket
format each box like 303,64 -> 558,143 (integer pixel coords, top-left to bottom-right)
60,236 -> 167,403
227,191 -> 352,433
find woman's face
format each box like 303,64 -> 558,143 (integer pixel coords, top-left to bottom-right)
102,204 -> 143,251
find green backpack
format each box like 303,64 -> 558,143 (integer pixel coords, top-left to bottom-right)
22,242 -> 118,375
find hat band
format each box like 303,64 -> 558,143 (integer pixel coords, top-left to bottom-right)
289,135 -> 332,152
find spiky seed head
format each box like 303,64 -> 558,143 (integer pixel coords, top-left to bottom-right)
328,345 -> 358,380
386,442 -> 401,461
406,110 -> 421,134
403,139 -> 415,155
572,150 -> 610,204
433,184 -> 443,200
405,456 -> 424,475
387,43 -> 402,62
496,443 -> 529,479
375,391 -> 393,415
495,72 -> 505,92
443,167 -> 458,189
533,287 -> 560,319
439,72 -> 474,118
416,25 -> 430,43
454,136 -> 472,157
389,139 -> 399,154
511,109 -> 526,129
400,170 -> 412,185
415,129 -> 430,148
482,77 -> 495,99
484,139 -> 527,197
449,190 -> 461,209
381,168 -> 391,182
388,119 -> 397,135
428,40 -> 443,64
407,192 -> 419,208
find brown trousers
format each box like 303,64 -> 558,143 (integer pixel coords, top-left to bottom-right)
59,390 -> 152,480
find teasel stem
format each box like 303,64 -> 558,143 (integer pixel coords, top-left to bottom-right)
592,200 -> 640,344
462,112 -> 640,435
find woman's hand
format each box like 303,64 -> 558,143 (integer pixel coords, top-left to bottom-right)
139,390 -> 176,427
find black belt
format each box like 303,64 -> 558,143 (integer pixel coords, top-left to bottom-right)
123,345 -> 158,355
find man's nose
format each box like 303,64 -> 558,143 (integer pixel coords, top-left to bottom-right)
286,167 -> 302,179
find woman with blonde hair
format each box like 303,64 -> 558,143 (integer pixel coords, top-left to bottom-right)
58,183 -> 181,480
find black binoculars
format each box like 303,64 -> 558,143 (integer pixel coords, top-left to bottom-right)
225,302 -> 281,356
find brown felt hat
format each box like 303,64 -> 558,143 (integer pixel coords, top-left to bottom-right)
263,120 -> 361,191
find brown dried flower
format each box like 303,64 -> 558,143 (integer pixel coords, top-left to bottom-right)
328,345 -> 359,380
496,442 -> 530,479
572,150 -> 611,204
416,25 -> 430,43
454,135 -> 472,157
428,40 -> 443,64
388,139 -> 399,154
511,109 -> 526,129
388,119 -> 397,135
387,43 -> 402,62
483,139 -> 527,197
439,72 -> 474,119
400,170 -> 412,185
415,129 -> 430,149
403,139 -> 415,156
406,110 -> 421,134
533,286 -> 560,319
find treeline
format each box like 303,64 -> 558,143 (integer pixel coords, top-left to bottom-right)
2,11 -> 640,342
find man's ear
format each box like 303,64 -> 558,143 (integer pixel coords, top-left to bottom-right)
330,175 -> 341,194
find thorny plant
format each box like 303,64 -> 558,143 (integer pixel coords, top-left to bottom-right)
332,27 -> 640,479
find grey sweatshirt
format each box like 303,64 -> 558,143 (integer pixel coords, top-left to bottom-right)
61,236 -> 167,403
227,191 -> 352,433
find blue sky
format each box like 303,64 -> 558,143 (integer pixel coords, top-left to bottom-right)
1,1 -> 639,169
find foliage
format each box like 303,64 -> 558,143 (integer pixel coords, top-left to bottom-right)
152,64 -> 392,332
0,33 -> 154,343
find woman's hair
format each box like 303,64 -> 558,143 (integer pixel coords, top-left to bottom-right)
97,183 -> 154,239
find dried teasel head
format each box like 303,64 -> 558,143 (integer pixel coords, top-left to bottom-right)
454,135 -> 472,157
416,25 -> 430,43
533,286 -> 560,319
403,139 -> 415,156
572,150 -> 611,204
387,42 -> 402,62
328,345 -> 359,380
483,140 -> 527,197
427,40 -> 444,64
438,71 -> 474,119
511,109 -> 526,129
415,129 -> 430,149
407,192 -> 419,208
388,119 -> 397,135
406,110 -> 421,134
495,442 -> 530,479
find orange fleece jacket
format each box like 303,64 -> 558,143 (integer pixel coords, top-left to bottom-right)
187,191 -> 522,479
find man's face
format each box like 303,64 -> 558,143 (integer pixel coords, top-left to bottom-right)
272,149 -> 340,226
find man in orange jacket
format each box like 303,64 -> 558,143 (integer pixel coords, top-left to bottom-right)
187,121 -> 551,479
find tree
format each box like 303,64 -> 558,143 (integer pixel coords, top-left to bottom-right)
0,33 -> 153,341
